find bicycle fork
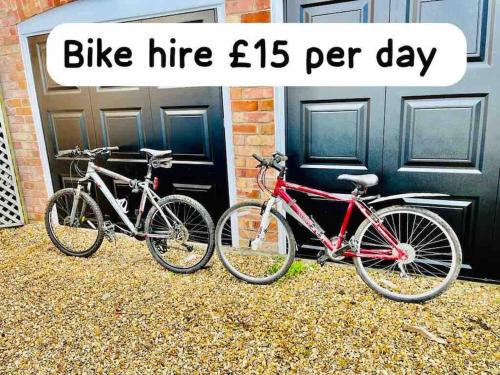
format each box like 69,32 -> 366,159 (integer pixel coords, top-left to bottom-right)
69,185 -> 82,225
251,197 -> 276,250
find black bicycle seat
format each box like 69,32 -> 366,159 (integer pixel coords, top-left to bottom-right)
337,174 -> 379,188
140,148 -> 172,158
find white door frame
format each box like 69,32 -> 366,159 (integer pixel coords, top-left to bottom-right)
17,0 -> 237,208
271,0 -> 286,154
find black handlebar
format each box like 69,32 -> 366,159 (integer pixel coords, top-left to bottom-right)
252,152 -> 288,173
252,153 -> 266,164
55,146 -> 119,159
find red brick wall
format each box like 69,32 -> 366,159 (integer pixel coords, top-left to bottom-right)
0,0 -> 74,221
225,0 -> 274,202
231,87 -> 275,201
0,0 -> 274,222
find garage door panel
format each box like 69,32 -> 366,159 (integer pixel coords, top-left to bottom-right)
302,100 -> 369,168
287,87 -> 385,185
33,41 -> 79,94
400,95 -> 487,170
172,183 -> 215,200
89,87 -> 153,161
160,107 -> 212,161
48,111 -> 90,154
150,88 -> 227,216
143,9 -> 216,23
405,0 -> 489,62
99,108 -> 146,153
301,0 -> 373,23
288,0 -> 382,24
150,87 -> 224,164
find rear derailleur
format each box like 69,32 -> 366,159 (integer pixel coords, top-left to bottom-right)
156,224 -> 193,254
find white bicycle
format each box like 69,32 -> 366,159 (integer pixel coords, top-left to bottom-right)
44,146 -> 214,273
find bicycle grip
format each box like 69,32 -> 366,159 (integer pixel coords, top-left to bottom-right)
252,154 -> 264,163
274,152 -> 288,162
55,149 -> 74,158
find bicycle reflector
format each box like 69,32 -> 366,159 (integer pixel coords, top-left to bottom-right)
153,177 -> 159,191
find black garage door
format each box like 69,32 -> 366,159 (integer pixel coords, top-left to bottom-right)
285,0 -> 500,280
29,10 -> 229,224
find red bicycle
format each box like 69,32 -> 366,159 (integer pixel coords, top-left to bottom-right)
216,152 -> 462,302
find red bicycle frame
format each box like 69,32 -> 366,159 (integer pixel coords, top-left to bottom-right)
271,177 -> 407,261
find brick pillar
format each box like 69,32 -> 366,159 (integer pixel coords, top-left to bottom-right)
231,87 -> 275,202
226,0 -> 275,203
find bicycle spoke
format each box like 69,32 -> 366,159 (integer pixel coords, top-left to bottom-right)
216,203 -> 294,282
148,199 -> 211,270
48,190 -> 101,254
357,208 -> 458,300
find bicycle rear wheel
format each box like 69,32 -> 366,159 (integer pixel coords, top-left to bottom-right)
45,188 -> 104,257
353,205 -> 462,302
145,195 -> 214,273
215,202 -> 296,284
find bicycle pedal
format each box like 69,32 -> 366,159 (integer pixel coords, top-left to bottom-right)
103,220 -> 116,243
316,251 -> 329,266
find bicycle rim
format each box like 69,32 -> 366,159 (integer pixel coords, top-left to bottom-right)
47,190 -> 101,254
217,203 -> 295,284
354,207 -> 459,301
148,199 -> 212,270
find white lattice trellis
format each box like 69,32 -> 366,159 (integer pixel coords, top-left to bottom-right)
0,111 -> 24,228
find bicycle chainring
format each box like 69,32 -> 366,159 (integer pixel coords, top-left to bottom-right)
327,236 -> 348,261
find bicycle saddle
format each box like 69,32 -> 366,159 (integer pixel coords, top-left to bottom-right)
337,174 -> 379,188
140,148 -> 172,158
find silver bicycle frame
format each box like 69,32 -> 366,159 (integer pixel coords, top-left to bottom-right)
69,161 -> 181,236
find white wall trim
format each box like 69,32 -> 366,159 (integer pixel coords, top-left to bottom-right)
217,8 -> 238,209
18,35 -> 55,197
17,0 -> 237,208
271,0 -> 284,24
271,0 -> 286,154
18,0 -> 226,35
271,1 -> 287,251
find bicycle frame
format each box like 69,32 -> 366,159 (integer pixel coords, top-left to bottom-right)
68,161 -> 180,237
266,177 -> 407,261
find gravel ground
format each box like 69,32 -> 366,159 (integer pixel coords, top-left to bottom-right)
0,224 -> 499,374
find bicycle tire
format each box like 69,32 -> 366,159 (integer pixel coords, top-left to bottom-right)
145,194 -> 215,273
45,188 -> 104,257
353,205 -> 462,303
215,201 -> 296,285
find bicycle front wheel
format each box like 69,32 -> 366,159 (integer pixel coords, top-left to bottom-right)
145,195 -> 214,273
216,202 -> 296,284
353,205 -> 462,302
44,188 -> 104,257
